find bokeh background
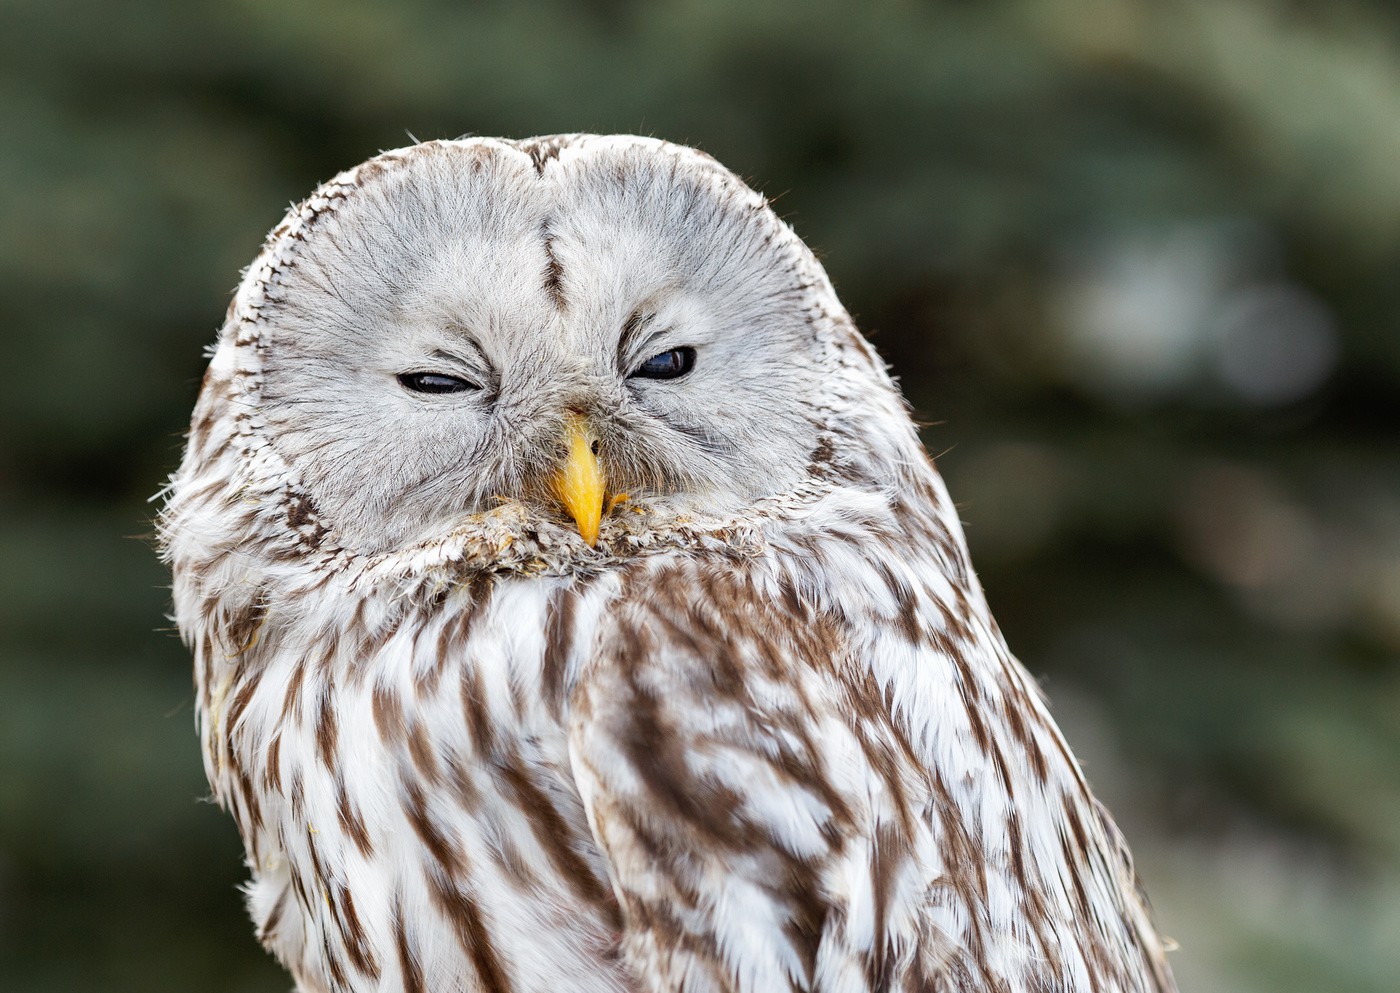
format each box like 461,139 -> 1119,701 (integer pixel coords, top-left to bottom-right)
2,1 -> 1398,990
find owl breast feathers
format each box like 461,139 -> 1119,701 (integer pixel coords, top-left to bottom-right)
159,135 -> 1177,993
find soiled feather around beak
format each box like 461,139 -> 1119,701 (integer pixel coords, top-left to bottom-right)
553,413 -> 605,546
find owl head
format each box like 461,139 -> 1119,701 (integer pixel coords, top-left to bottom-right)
172,136 -> 923,569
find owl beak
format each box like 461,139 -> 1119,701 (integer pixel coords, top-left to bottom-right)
553,413 -> 605,546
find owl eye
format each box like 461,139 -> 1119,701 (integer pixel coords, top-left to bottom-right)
397,372 -> 477,394
630,347 -> 696,380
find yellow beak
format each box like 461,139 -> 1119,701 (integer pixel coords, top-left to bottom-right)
553,413 -> 605,546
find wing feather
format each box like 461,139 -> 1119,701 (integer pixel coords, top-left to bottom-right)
569,562 -> 943,993
569,542 -> 1175,993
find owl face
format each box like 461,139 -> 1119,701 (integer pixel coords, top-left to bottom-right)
255,139 -> 831,553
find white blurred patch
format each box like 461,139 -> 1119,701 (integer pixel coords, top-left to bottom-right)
1210,284 -> 1338,404
1053,221 -> 1339,406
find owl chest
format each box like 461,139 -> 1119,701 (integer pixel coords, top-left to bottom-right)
216,587 -> 629,993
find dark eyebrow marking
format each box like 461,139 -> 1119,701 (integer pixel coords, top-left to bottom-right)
617,308 -> 662,372
621,309 -> 651,344
427,347 -> 486,376
424,342 -> 497,399
434,330 -> 491,371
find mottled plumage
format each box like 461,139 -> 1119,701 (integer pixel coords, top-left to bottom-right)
159,135 -> 1177,993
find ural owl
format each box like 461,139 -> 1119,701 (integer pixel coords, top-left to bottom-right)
160,135 -> 1177,993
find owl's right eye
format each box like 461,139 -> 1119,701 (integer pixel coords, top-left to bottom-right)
397,372 -> 477,395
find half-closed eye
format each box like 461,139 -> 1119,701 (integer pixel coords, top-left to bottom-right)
397,372 -> 478,394
629,347 -> 696,381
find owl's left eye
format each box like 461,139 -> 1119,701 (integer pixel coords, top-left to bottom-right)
630,347 -> 696,381
398,372 -> 477,394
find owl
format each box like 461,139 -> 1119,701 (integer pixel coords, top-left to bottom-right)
159,135 -> 1177,993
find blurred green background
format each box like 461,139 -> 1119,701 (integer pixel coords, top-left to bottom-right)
2,1 -> 1398,990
